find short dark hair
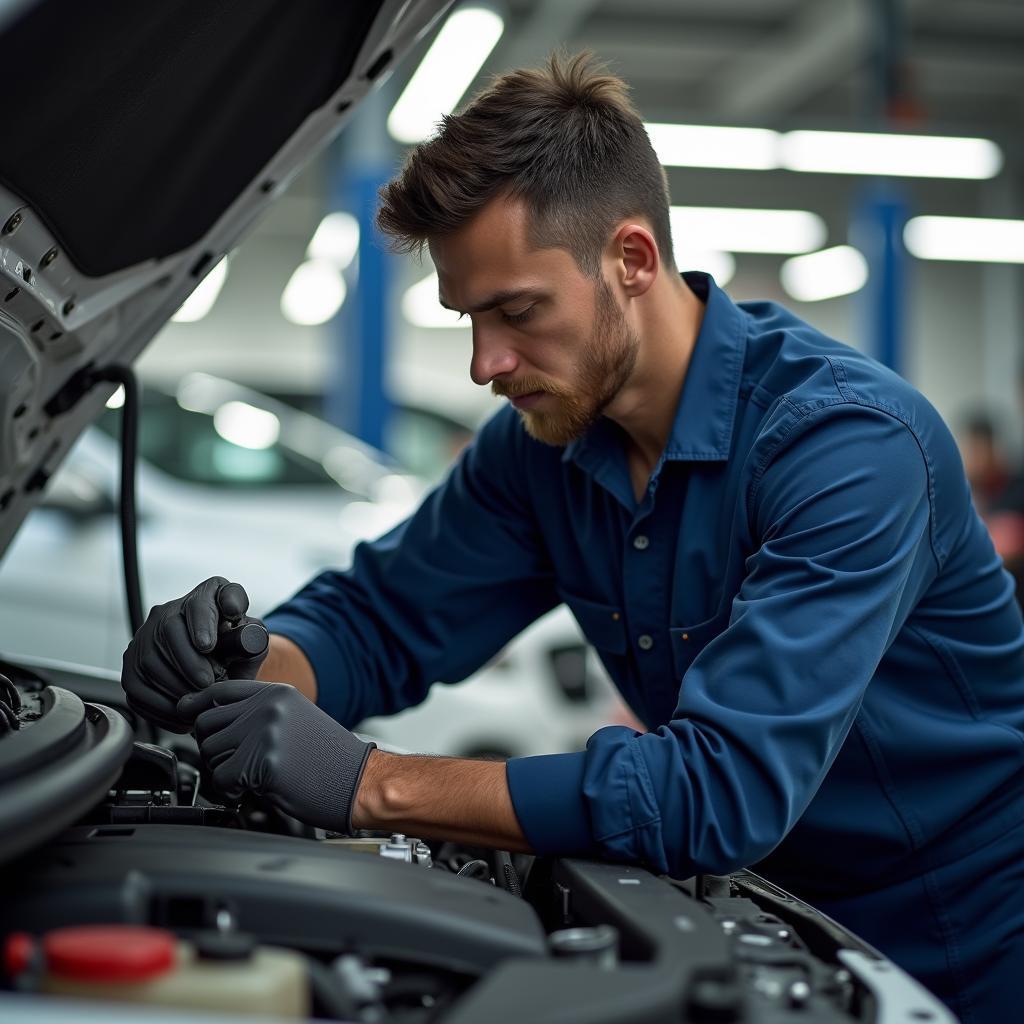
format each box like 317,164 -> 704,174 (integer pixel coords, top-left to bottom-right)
377,51 -> 674,277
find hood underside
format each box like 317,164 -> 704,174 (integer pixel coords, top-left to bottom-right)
0,0 -> 386,278
0,0 -> 447,558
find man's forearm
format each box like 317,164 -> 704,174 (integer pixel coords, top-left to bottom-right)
352,750 -> 532,852
258,634 -> 317,703
256,639 -> 529,850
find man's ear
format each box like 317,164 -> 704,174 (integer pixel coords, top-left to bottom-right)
609,222 -> 659,299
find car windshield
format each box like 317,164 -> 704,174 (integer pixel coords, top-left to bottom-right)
96,388 -> 335,489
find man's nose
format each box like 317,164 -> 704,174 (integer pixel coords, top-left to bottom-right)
469,326 -> 519,386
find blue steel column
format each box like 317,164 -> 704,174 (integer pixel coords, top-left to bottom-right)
325,84 -> 398,451
851,184 -> 909,375
849,0 -> 913,377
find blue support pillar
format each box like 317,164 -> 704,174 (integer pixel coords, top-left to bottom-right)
324,86 -> 397,452
851,0 -> 916,378
851,183 -> 909,376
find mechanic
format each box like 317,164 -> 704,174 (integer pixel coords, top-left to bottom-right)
123,54 -> 1024,1023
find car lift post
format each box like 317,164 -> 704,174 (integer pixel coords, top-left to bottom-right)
325,84 -> 397,453
850,0 -> 914,377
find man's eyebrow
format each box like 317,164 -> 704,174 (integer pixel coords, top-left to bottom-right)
438,288 -> 546,314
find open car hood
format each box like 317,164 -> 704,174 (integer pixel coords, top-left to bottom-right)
0,0 -> 448,558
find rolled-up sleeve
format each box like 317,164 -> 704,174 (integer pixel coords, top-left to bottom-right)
507,406 -> 937,875
264,407 -> 558,727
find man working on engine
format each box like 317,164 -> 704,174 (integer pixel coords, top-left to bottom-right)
123,54 -> 1024,1022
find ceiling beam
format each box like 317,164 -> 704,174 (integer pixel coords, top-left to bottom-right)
712,0 -> 934,121
712,0 -> 869,119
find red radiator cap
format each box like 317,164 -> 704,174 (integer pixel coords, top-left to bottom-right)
44,926 -> 176,982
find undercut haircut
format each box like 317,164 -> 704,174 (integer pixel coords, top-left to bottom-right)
377,51 -> 674,277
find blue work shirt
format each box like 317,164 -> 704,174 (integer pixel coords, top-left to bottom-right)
265,272 -> 1024,899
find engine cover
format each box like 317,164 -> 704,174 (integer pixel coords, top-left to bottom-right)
0,823 -> 547,975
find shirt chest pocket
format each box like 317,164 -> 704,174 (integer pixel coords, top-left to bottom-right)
669,609 -> 731,678
556,587 -> 627,656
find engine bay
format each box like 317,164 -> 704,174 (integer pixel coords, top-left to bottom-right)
0,662 -> 955,1023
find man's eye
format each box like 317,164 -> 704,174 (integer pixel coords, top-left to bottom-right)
501,307 -> 534,325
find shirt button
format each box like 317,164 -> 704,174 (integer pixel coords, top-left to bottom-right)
633,534 -> 650,551
638,634 -> 654,651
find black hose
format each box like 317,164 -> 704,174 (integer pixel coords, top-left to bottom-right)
0,701 -> 18,732
91,366 -> 144,636
493,850 -> 522,897
456,859 -> 491,881
502,861 -> 523,898
0,672 -> 21,732
0,672 -> 20,711
512,853 -> 535,893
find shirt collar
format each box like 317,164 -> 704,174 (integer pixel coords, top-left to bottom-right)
563,271 -> 748,468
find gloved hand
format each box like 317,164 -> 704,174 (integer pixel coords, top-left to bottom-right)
177,680 -> 375,834
122,577 -> 268,732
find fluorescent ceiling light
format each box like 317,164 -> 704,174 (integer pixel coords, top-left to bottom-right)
642,122 -> 1002,181
403,272 -> 467,329
674,248 -> 736,287
646,123 -> 778,170
670,206 -> 826,254
213,402 -> 280,450
281,260 -> 347,326
172,257 -> 228,323
781,245 -> 868,302
904,216 -> 1024,264
780,130 -> 1002,180
307,212 -> 359,269
388,6 -> 504,144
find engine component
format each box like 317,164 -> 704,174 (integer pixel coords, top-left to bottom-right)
0,680 -> 133,865
331,954 -> 391,1019
324,833 -> 433,867
0,672 -> 21,732
0,824 -> 547,974
0,665 -> 961,1023
108,742 -> 179,807
5,924 -> 309,1018
456,858 -> 491,881
548,925 -> 619,969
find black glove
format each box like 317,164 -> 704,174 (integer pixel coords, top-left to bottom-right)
177,681 -> 375,834
122,577 -> 268,732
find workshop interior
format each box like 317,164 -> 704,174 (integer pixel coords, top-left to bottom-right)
0,0 -> 1020,1022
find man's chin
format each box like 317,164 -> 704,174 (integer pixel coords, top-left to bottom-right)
518,408 -> 590,447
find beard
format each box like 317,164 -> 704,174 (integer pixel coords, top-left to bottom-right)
492,278 -> 640,446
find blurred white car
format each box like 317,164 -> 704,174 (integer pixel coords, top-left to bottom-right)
0,374 -> 618,757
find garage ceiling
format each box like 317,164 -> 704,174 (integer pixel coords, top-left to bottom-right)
173,0 -> 1024,264
479,0 -> 1024,147
143,0 -> 1023,411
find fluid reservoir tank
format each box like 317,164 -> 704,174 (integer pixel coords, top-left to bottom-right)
9,925 -> 309,1018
